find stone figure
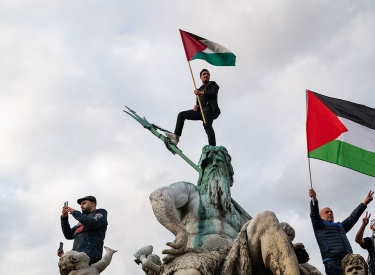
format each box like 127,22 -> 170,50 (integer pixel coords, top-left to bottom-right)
341,254 -> 368,275
148,145 -> 300,275
134,245 -> 162,275
58,246 -> 117,275
280,222 -> 323,275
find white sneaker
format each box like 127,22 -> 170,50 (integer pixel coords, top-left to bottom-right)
165,132 -> 179,145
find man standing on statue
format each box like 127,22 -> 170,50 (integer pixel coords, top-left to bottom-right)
165,69 -> 220,146
309,188 -> 373,275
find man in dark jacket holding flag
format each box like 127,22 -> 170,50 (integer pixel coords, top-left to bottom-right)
309,188 -> 373,275
165,69 -> 220,146
58,195 -> 108,265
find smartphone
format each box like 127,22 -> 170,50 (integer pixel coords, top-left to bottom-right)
59,242 -> 63,253
64,201 -> 68,207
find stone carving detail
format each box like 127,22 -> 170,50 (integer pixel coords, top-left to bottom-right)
280,222 -> 323,275
341,254 -> 368,275
58,246 -> 117,275
134,245 -> 161,275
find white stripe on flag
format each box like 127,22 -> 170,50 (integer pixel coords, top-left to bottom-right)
200,39 -> 231,53
336,117 -> 375,153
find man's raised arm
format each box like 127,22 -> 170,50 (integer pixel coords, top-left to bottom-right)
309,188 -> 322,230
342,190 -> 373,232
61,206 -> 74,240
355,211 -> 371,248
64,207 -> 107,229
149,181 -> 195,263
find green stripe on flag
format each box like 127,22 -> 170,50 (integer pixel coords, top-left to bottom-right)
308,140 -> 375,177
192,52 -> 236,66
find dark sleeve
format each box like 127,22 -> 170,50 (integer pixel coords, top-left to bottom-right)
203,82 -> 219,98
364,237 -> 373,252
342,203 -> 367,232
72,210 -> 108,229
310,200 -> 323,230
61,216 -> 74,240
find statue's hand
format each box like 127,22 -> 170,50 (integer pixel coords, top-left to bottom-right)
162,230 -> 188,264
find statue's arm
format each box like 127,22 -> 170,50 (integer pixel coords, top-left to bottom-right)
149,181 -> 193,234
149,181 -> 194,263
93,246 -> 117,273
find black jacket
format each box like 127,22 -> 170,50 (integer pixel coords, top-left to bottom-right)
61,208 -> 108,258
310,200 -> 366,262
196,81 -> 220,115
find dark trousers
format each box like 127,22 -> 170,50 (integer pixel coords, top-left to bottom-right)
89,256 -> 101,265
174,109 -> 219,146
324,260 -> 343,275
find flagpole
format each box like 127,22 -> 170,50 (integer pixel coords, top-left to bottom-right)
187,61 -> 206,124
306,89 -> 315,205
308,155 -> 315,205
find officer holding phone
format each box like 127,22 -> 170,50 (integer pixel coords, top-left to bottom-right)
58,196 -> 108,265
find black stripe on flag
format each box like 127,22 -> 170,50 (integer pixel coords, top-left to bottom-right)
183,30 -> 206,41
312,92 -> 375,131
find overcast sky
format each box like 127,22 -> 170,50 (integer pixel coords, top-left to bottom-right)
1,1 -> 375,274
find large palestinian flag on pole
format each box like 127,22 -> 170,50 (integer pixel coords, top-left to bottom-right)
179,29 -> 236,66
306,90 -> 375,177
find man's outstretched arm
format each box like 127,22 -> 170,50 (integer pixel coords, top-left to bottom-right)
342,190 -> 373,232
149,181 -> 194,263
64,207 -> 107,229
72,210 -> 107,229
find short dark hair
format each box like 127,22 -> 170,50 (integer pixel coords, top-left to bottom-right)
200,69 -> 209,77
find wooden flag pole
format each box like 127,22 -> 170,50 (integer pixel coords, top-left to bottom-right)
187,61 -> 206,124
308,158 -> 313,189
308,157 -> 315,205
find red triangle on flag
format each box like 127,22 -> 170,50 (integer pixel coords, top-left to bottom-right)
179,29 -> 207,61
306,90 -> 348,152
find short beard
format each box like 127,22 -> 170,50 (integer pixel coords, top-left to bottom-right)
200,168 -> 231,213
82,209 -> 91,214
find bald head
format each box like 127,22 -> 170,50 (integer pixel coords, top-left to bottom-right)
320,207 -> 334,222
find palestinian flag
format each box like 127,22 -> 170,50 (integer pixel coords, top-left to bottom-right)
179,29 -> 236,66
306,90 -> 375,177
